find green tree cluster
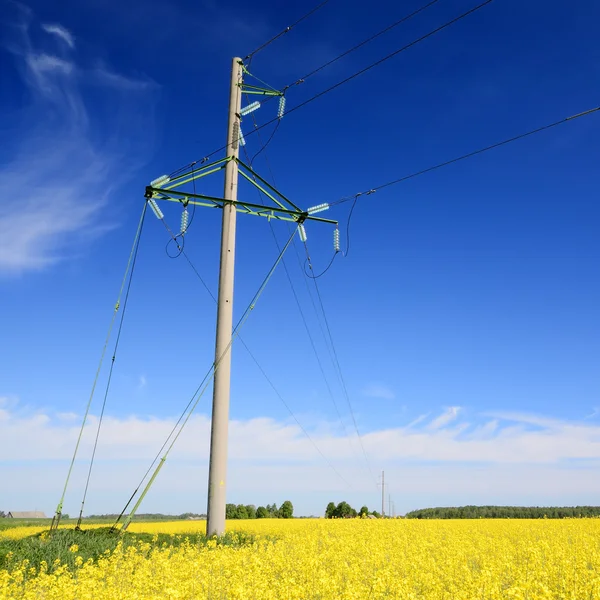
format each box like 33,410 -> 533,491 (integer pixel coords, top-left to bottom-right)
325,502 -> 379,519
405,505 -> 600,519
226,501 -> 294,520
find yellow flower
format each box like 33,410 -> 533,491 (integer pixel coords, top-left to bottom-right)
3,518 -> 600,598
69,543 -> 79,553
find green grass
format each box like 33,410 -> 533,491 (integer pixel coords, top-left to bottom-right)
0,527 -> 258,572
0,518 -> 120,532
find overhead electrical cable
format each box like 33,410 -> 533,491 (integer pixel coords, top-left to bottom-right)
244,0 -> 332,63
331,105 -> 600,206
239,338 -> 354,488
269,223 -> 358,455
303,240 -> 379,489
283,0 -> 441,91
113,225 -> 324,530
239,127 -> 360,473
169,0 -> 493,178
243,112 -> 362,465
177,213 -> 354,489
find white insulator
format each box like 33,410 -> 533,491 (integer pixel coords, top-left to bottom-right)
298,224 -> 307,242
240,101 -> 261,116
278,96 -> 286,119
307,203 -> 330,214
239,127 -> 246,147
181,208 -> 189,235
150,174 -> 170,188
148,198 -> 164,219
333,228 -> 340,252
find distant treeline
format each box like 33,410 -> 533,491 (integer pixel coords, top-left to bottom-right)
86,503 -> 294,521
405,506 -> 600,519
226,501 -> 293,519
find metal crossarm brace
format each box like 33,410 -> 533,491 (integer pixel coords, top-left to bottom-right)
146,155 -> 334,225
241,84 -> 282,96
235,158 -> 302,212
145,186 -> 337,225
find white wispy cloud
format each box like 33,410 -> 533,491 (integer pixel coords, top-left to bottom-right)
0,5 -> 158,275
26,52 -> 72,74
428,406 -> 461,430
362,383 -> 395,401
585,407 -> 600,420
41,23 -> 75,48
91,66 -> 155,91
7,404 -> 600,466
4,404 -> 600,515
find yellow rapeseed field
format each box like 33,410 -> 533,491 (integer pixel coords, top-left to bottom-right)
2,518 -> 600,599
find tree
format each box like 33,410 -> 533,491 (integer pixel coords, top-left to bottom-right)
371,511 -> 381,519
334,501 -> 356,519
226,504 -> 238,519
279,500 -> 294,519
0,511 -> 5,518
256,506 -> 269,519
360,506 -> 369,518
235,505 -> 249,519
245,505 -> 257,519
325,502 -> 336,519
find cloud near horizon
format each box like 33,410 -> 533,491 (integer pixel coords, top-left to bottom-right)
0,3 -> 158,275
4,401 -> 600,516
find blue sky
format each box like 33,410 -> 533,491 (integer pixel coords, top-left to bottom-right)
1,0 -> 599,517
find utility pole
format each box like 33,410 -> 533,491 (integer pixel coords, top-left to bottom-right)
389,493 -> 391,519
140,58 -> 338,536
381,470 -> 385,517
206,57 -> 243,537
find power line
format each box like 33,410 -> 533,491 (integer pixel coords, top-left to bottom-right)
170,0 -> 493,177
114,226 -> 300,529
244,0 -> 332,63
239,334 -> 353,489
302,240 -> 379,489
304,250 -> 338,279
244,113 -> 365,478
241,120 -> 359,469
249,120 -> 281,167
282,0 -> 441,92
331,105 -> 600,206
269,223 -> 356,449
156,209 -> 355,490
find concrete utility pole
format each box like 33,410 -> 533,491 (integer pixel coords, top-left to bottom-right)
206,57 -> 243,537
141,57 -> 337,536
381,470 -> 385,517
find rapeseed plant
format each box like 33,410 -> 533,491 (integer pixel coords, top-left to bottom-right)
1,519 -> 600,599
